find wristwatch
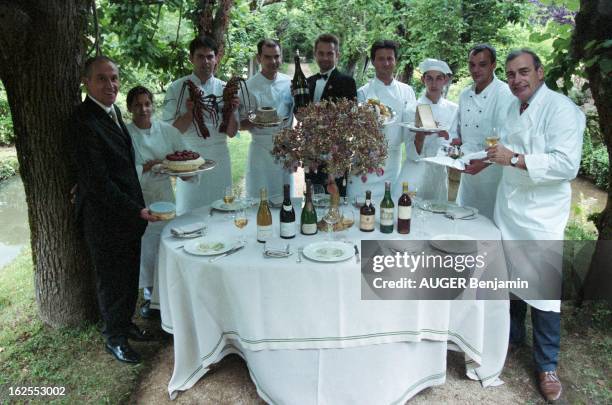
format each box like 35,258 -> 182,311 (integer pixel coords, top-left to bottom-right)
510,153 -> 520,167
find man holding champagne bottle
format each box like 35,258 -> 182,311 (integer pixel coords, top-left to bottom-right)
240,39 -> 294,199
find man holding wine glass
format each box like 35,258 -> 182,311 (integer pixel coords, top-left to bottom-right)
240,39 -> 294,199
487,49 -> 585,403
450,44 -> 514,220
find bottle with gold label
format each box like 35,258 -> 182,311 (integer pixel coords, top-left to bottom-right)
359,190 -> 375,232
379,181 -> 394,233
397,182 -> 412,234
300,180 -> 318,235
257,188 -> 272,243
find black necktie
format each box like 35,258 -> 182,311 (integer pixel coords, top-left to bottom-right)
519,102 -> 529,115
316,73 -> 329,81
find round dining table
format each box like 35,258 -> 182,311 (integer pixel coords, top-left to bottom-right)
151,200 -> 509,403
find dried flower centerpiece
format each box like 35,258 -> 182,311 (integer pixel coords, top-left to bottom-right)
271,99 -> 388,182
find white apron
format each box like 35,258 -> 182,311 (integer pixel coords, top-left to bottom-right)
494,84 -> 585,312
128,120 -> 188,288
398,95 -> 458,201
349,78 -> 416,202
454,77 -> 514,219
242,72 -> 294,198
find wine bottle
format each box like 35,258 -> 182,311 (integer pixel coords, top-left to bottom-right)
292,50 -> 310,111
397,182 -> 412,234
359,190 -> 375,232
301,180 -> 318,235
379,181 -> 394,233
257,188 -> 272,243
280,184 -> 296,239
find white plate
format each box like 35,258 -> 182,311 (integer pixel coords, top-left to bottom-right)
420,200 -> 457,213
429,234 -> 477,254
247,113 -> 289,128
399,122 -> 449,133
183,237 -> 236,256
210,199 -> 246,212
302,241 -> 354,262
152,160 -> 217,176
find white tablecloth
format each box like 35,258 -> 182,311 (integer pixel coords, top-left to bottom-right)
153,202 -> 509,403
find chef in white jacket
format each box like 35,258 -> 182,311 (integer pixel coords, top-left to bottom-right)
240,39 -> 294,199
451,44 -> 514,219
397,58 -> 457,201
487,49 -> 584,403
349,40 -> 416,203
126,86 -> 190,318
162,36 -> 239,214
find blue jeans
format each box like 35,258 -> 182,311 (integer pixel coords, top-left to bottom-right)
510,299 -> 560,372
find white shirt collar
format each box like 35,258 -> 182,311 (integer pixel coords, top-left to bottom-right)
318,67 -> 335,79
373,77 -> 395,87
189,73 -> 215,87
88,95 -> 113,114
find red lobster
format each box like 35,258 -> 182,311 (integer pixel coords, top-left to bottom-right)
219,76 -> 250,133
175,80 -> 219,139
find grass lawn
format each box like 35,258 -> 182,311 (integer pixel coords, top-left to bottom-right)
229,130 -> 251,186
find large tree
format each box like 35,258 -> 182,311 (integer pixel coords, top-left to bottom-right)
572,0 -> 612,301
0,0 -> 98,326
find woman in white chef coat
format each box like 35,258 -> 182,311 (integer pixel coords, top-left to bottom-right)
348,40 -> 416,203
397,58 -> 458,201
487,49 -> 585,403
126,86 -> 189,318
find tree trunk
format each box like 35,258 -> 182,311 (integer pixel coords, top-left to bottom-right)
196,0 -> 234,63
573,0 -> 612,302
344,54 -> 361,78
397,63 -> 414,86
0,1 -> 98,327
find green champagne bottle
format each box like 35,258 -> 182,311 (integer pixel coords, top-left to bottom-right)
379,181 -> 394,233
301,180 -> 318,235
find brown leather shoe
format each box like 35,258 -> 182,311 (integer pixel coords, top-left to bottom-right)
538,370 -> 562,402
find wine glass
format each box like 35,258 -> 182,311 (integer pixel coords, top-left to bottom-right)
312,184 -> 327,207
233,207 -> 248,244
323,206 -> 341,240
339,209 -> 355,233
224,185 -> 236,205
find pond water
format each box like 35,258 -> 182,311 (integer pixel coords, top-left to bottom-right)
0,175 -> 30,269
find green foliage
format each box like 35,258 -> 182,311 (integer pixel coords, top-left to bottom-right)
0,156 -> 18,182
0,85 -> 14,146
580,112 -> 609,191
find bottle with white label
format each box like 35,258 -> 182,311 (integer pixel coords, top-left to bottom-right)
300,180 -> 318,235
359,190 -> 375,232
379,181 -> 394,233
257,188 -> 273,243
279,184 -> 296,239
397,182 -> 412,234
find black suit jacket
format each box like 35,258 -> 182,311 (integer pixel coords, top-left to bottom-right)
72,96 -> 147,243
307,68 -> 357,103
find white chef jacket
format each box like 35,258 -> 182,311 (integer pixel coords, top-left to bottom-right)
127,120 -> 188,288
494,84 -> 585,312
452,76 -> 514,219
398,94 -> 458,201
240,72 -> 294,198
348,78 -> 416,202
162,73 -> 232,214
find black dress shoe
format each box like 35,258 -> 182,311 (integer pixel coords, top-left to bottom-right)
127,324 -> 155,342
139,300 -> 160,320
105,339 -> 141,364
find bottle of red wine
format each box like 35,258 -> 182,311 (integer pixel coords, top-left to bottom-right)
301,180 -> 318,235
280,184 -> 296,239
397,182 -> 412,234
359,190 -> 375,232
379,181 -> 394,234
292,50 -> 310,111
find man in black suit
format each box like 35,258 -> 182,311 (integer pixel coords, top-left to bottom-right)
305,33 -> 357,196
72,56 -> 158,364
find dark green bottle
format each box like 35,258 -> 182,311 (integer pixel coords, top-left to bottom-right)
379,181 -> 394,233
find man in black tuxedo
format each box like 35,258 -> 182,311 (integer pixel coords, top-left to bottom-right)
305,33 -> 357,196
72,56 -> 158,364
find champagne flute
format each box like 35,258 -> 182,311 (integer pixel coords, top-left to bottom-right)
233,207 -> 248,244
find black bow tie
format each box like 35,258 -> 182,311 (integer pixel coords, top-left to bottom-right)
316,73 -> 329,80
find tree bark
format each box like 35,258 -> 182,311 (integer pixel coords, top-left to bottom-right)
0,1 -> 98,326
573,0 -> 612,302
196,0 -> 235,63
